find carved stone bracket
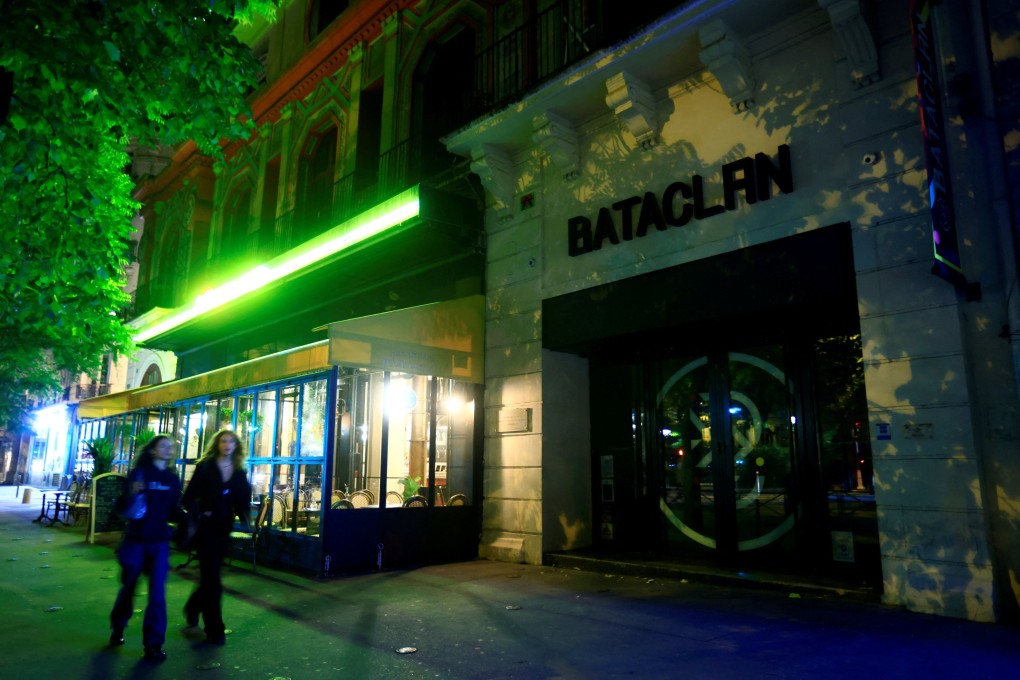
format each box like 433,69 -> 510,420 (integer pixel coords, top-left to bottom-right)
818,0 -> 880,88
604,72 -> 658,150
470,144 -> 516,220
532,111 -> 580,180
698,20 -> 756,113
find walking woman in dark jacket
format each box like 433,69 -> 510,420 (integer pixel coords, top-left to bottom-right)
109,434 -> 183,661
181,429 -> 252,645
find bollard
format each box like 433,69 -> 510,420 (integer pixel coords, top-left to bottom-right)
22,488 -> 32,503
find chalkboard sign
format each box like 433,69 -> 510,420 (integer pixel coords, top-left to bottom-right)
89,472 -> 127,543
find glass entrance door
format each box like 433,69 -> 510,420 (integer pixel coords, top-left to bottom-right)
658,345 -> 796,561
592,334 -> 877,584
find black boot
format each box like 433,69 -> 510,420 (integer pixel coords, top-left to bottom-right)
143,646 -> 167,661
109,627 -> 125,647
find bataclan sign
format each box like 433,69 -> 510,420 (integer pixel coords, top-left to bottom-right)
567,144 -> 793,257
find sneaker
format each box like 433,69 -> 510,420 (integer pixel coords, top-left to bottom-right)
205,634 -> 227,646
109,627 -> 125,647
143,646 -> 167,662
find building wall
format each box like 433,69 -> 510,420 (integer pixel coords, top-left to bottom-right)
459,0 -> 1020,621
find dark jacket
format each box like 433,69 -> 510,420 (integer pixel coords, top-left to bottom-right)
182,457 -> 252,538
117,463 -> 183,544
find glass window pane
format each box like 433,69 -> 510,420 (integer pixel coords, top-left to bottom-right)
184,403 -> 205,459
211,397 -> 235,437
273,463 -> 297,531
440,379 -> 475,507
362,372 -> 385,504
279,386 -> 299,458
253,391 -> 276,458
300,380 -> 327,457
296,463 -> 323,535
237,395 -> 255,450
384,374 -> 425,505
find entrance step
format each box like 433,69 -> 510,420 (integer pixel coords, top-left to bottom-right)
544,551 -> 880,602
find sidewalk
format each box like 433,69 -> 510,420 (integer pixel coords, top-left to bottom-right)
1,484 -> 1017,680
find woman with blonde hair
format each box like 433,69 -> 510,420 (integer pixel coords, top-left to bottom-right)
181,429 -> 252,645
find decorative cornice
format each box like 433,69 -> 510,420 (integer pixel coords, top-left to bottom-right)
818,0 -> 880,88
382,12 -> 399,38
604,71 -> 658,150
698,20 -> 756,113
469,144 -> 516,220
531,111 -> 579,180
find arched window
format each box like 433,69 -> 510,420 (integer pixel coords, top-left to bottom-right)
140,364 -> 162,386
222,185 -> 253,261
412,27 -> 478,179
295,124 -> 339,241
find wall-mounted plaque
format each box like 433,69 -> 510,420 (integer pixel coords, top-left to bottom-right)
497,408 -> 532,433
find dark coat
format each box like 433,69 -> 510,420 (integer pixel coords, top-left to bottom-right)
182,457 -> 252,538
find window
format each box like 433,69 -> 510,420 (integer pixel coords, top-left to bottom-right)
259,155 -> 281,256
222,186 -> 253,264
334,370 -> 475,507
140,363 -> 162,386
295,125 -> 339,241
246,377 -> 329,536
309,0 -> 350,41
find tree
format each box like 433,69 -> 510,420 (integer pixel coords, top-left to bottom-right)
0,0 -> 277,430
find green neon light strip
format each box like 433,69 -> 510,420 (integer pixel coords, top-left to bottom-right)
134,187 -> 421,344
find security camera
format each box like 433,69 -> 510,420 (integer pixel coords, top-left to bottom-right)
862,152 -> 880,165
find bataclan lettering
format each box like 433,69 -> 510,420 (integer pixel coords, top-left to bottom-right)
567,144 -> 793,257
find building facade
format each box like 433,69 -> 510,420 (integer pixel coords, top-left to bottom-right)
72,0 -> 1020,623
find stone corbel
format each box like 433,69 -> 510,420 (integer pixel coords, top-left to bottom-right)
818,0 -> 880,88
470,144 -> 516,220
698,20 -> 756,113
532,111 -> 580,181
604,72 -> 658,150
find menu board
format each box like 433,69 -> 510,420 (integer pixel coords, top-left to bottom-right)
89,472 -> 127,543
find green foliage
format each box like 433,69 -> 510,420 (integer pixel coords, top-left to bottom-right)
84,437 -> 115,476
399,476 -> 422,501
133,428 -> 157,450
0,1 -> 278,430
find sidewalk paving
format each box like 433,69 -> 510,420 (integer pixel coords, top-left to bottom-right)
1,484 -> 1017,680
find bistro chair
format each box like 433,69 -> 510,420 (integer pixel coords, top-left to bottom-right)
348,490 -> 373,508
268,495 -> 289,528
229,500 -> 270,571
67,480 -> 93,525
331,499 -> 354,509
385,491 -> 404,507
447,494 -> 467,506
402,495 -> 427,508
331,490 -> 346,503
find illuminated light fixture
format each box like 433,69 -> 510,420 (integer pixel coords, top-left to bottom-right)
134,188 -> 421,344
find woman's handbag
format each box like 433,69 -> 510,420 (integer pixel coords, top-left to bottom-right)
123,491 -> 147,520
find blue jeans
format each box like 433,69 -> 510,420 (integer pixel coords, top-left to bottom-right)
110,540 -> 170,647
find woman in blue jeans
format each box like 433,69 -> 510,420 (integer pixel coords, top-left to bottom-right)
182,429 -> 252,645
109,434 -> 183,661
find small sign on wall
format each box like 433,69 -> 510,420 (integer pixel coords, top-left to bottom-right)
497,408 -> 532,433
832,531 -> 855,563
876,422 -> 891,440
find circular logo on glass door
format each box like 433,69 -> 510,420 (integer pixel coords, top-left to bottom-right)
658,353 -> 795,551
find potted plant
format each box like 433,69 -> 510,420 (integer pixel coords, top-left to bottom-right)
134,428 -> 157,450
84,438 -> 115,477
399,475 -> 421,501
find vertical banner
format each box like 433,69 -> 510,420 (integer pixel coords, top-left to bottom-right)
910,0 -> 965,286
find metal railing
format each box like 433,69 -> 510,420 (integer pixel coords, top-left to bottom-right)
75,383 -> 111,399
474,0 -> 599,112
